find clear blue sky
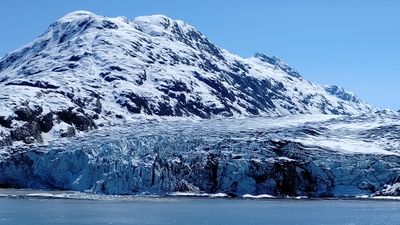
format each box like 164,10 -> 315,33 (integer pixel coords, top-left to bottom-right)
1,0 -> 399,109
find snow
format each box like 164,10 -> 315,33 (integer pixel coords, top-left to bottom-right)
372,196 -> 400,200
242,194 -> 275,199
169,192 -> 228,198
296,138 -> 397,156
57,10 -> 96,23
25,193 -> 66,198
356,194 -> 400,200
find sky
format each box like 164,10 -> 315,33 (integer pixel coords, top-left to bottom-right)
0,0 -> 399,109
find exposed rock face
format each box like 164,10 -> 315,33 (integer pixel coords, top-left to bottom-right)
1,113 -> 399,197
0,11 -> 372,146
56,108 -> 97,131
0,105 -> 95,146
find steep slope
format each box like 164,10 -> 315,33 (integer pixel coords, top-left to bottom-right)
0,11 -> 372,146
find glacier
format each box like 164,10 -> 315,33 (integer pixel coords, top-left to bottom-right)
1,112 -> 400,197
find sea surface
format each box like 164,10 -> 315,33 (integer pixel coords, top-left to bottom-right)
0,191 -> 400,225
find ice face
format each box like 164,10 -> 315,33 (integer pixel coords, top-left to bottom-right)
1,113 -> 400,197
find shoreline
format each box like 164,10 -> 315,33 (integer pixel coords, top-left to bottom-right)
0,188 -> 399,202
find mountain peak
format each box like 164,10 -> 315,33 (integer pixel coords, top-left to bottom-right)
132,14 -> 196,38
57,10 -> 97,22
132,14 -> 222,59
133,14 -> 174,24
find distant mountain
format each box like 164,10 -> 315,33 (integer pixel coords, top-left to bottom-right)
0,11 -> 372,146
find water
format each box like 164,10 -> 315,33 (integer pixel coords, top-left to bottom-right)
1,197 -> 400,225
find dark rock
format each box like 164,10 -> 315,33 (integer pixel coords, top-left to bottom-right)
254,53 -> 301,78
228,73 -> 279,112
60,126 -> 76,138
134,71 -> 147,85
68,55 -> 81,62
67,63 -> 78,69
160,79 -> 190,93
99,72 -> 127,82
0,134 -> 12,147
56,109 -> 97,131
101,20 -> 118,29
5,80 -> 59,89
206,154 -> 219,193
0,76 -> 8,83
38,112 -> 54,133
0,116 -> 12,128
199,58 -> 221,72
325,85 -> 359,103
179,99 -> 210,119
93,98 -> 102,114
52,67 -> 68,72
109,66 -> 123,71
194,74 -> 230,98
154,102 -> 174,116
230,61 -> 249,73
14,106 -> 42,122
245,106 -> 259,115
68,52 -> 91,62
10,121 -> 42,144
116,92 -> 151,115
78,17 -> 95,29
184,29 -> 225,61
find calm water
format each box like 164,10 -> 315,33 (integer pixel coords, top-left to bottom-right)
1,197 -> 400,225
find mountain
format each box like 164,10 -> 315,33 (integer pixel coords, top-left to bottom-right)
0,11 -> 372,146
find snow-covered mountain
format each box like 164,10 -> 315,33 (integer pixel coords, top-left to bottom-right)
0,11 -> 373,146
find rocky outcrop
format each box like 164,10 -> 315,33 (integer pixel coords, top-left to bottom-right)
0,105 -> 96,146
